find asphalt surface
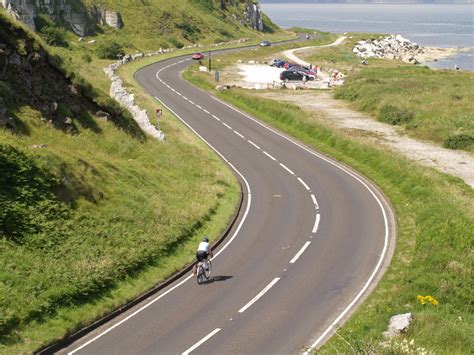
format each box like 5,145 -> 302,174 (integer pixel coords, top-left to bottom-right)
60,45 -> 395,355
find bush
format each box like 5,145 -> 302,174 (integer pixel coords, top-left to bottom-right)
443,134 -> 474,150
95,42 -> 125,60
378,105 -> 414,125
40,25 -> 68,47
169,37 -> 184,49
81,53 -> 92,63
0,144 -> 69,244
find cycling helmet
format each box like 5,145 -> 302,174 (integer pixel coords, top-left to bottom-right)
202,237 -> 209,243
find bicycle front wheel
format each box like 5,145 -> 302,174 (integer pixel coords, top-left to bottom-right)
204,260 -> 212,279
196,265 -> 204,285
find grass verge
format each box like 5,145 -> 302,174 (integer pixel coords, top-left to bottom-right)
183,68 -> 473,353
298,33 -> 474,153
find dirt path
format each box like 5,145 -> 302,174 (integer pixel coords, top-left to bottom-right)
259,91 -> 474,188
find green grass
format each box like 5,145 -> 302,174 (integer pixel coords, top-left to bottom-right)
298,33 -> 474,153
184,67 -> 474,354
0,12 -> 241,353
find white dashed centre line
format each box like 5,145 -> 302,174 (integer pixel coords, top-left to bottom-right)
311,194 -> 319,209
203,109 -> 210,114
182,328 -> 222,355
212,114 -> 221,121
290,241 -> 311,264
248,140 -> 260,150
234,131 -> 245,138
297,177 -> 311,191
279,163 -> 295,175
196,104 -> 202,110
188,100 -> 195,105
239,278 -> 280,313
223,122 -> 232,130
263,151 -> 276,161
312,213 -> 321,234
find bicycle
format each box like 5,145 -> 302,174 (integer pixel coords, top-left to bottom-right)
196,258 -> 212,285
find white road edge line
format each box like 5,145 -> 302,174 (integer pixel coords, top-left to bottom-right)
248,140 -> 260,150
279,163 -> 295,175
210,96 -> 390,353
66,85 -> 253,354
310,194 -> 319,209
297,177 -> 310,191
238,278 -> 280,313
290,241 -> 311,264
263,151 -> 276,161
181,328 -> 222,355
312,213 -> 320,234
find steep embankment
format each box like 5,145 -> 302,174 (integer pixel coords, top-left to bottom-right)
1,0 -> 279,50
0,12 -> 239,353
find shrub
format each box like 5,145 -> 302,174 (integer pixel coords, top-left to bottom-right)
0,144 -> 69,244
40,25 -> 68,47
81,53 -> 92,63
176,21 -> 201,42
378,105 -> 414,125
443,134 -> 474,150
95,42 -> 125,60
169,37 -> 184,49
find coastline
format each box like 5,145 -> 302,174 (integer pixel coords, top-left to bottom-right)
420,46 -> 472,67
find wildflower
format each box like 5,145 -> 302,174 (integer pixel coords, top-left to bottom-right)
417,295 -> 439,306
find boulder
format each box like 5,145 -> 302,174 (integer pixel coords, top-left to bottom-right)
95,110 -> 111,121
383,313 -> 413,339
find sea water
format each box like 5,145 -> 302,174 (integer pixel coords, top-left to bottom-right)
260,3 -> 474,71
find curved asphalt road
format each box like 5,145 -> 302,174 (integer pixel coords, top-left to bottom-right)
61,44 -> 395,354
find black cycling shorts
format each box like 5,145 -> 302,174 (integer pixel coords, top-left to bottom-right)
196,250 -> 208,262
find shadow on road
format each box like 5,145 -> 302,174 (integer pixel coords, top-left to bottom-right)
201,275 -> 233,284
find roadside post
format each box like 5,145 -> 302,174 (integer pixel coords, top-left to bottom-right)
215,69 -> 220,83
156,108 -> 162,129
208,50 -> 212,72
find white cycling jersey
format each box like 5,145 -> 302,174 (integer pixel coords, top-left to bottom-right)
197,241 -> 209,253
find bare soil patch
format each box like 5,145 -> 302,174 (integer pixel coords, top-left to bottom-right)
259,91 -> 474,188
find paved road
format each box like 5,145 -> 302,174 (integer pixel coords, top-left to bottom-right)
61,45 -> 395,354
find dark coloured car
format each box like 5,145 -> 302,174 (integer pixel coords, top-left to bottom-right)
259,40 -> 271,47
192,52 -> 204,60
280,70 -> 314,82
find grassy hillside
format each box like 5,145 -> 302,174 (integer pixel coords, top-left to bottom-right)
298,34 -> 474,152
0,9 -> 243,353
183,42 -> 473,353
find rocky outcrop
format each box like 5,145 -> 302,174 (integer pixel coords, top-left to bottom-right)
353,35 -> 424,64
0,0 -> 123,36
245,1 -> 263,31
89,6 -> 123,30
104,54 -> 165,141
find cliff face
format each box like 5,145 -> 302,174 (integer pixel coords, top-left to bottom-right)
1,0 -> 265,38
0,0 -> 122,36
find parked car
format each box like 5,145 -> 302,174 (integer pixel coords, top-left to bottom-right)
192,52 -> 204,60
280,70 -> 314,82
270,59 -> 286,68
259,40 -> 271,47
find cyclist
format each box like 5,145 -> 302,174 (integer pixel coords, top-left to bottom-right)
193,237 -> 213,276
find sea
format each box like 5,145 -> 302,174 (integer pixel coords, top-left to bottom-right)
260,3 -> 474,71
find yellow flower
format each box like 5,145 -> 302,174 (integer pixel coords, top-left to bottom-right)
416,295 -> 439,306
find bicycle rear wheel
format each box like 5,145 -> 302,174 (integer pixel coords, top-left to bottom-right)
204,260 -> 212,279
